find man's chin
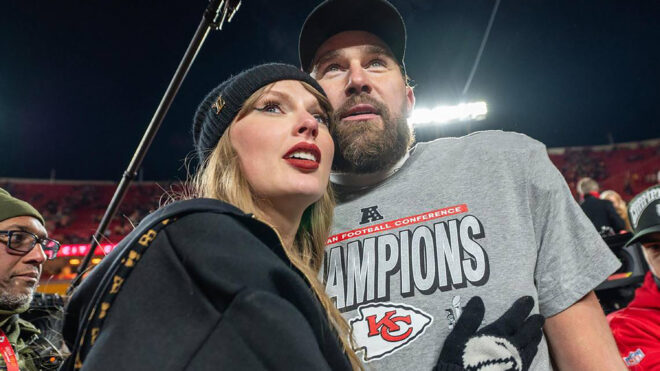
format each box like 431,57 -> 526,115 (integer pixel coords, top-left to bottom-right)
0,289 -> 35,312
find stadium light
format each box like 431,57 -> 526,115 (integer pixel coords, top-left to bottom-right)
409,101 -> 488,126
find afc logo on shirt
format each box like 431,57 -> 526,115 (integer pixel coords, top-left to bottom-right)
360,206 -> 384,224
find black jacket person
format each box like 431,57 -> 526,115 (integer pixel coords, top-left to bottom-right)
581,194 -> 626,234
62,199 -> 351,370
62,63 -> 361,370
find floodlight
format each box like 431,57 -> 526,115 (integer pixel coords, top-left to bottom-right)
409,101 -> 488,126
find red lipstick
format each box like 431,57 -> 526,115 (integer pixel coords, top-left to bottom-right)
283,142 -> 322,171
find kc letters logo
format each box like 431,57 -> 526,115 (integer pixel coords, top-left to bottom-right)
350,302 -> 432,361
325,203 -> 491,360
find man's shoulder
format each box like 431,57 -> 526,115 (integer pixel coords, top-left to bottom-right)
608,305 -> 660,336
582,196 -> 610,209
421,130 -> 546,154
16,316 -> 40,334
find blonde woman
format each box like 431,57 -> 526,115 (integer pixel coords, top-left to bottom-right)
601,190 -> 632,231
62,64 -> 360,370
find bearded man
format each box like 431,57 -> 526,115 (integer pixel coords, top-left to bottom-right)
0,188 -> 62,370
299,0 -> 626,369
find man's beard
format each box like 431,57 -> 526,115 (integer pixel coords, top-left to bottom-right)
0,289 -> 34,312
331,93 -> 413,173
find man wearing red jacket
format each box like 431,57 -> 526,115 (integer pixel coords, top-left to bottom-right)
608,184 -> 660,370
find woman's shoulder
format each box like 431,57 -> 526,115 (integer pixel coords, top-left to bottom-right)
153,199 -> 286,263
146,198 -> 247,225
139,198 -> 258,241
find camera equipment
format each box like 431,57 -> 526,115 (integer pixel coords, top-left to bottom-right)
595,233 -> 649,314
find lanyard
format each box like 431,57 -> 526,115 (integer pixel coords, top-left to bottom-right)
0,329 -> 19,371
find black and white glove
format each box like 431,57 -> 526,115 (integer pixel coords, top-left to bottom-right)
435,296 -> 545,371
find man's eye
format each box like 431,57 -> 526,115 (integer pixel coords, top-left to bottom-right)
323,64 -> 342,74
257,101 -> 283,114
368,59 -> 386,68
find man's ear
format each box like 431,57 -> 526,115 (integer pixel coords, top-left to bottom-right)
406,86 -> 415,113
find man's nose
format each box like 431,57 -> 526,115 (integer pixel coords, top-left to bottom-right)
345,64 -> 372,96
25,243 -> 47,265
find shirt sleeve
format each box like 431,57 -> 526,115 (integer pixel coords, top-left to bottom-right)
526,142 -> 621,317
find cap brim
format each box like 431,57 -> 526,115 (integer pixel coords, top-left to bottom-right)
624,225 -> 660,247
299,0 -> 406,71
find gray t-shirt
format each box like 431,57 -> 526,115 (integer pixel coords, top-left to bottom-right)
324,131 -> 621,370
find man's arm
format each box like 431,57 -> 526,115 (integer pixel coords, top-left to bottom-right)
543,291 -> 626,370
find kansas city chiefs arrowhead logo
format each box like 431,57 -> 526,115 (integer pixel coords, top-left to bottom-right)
350,302 -> 433,362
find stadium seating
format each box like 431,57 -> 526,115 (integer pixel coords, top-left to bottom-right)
1,139 -> 658,293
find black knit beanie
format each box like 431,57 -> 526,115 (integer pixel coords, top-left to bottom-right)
192,63 -> 327,163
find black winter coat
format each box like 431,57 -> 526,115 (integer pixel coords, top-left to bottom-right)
580,195 -> 626,233
62,198 -> 351,370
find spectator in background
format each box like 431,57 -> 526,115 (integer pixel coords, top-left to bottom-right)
578,177 -> 626,234
608,185 -> 660,370
0,188 -> 62,370
602,190 -> 633,232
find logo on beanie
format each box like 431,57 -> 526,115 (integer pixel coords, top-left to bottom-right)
212,95 -> 225,115
349,302 -> 432,361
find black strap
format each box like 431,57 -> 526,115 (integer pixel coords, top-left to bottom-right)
68,199 -> 248,369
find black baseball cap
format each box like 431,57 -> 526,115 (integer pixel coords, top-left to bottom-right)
625,185 -> 660,246
298,0 -> 406,72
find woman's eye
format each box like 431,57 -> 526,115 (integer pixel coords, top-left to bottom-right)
313,113 -> 329,126
257,102 -> 283,114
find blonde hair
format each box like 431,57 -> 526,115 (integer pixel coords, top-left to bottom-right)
601,190 -> 632,231
192,82 -> 362,370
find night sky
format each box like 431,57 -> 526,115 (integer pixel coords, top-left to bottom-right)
2,0 -> 658,181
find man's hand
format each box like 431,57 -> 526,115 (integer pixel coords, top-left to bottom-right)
435,296 -> 545,371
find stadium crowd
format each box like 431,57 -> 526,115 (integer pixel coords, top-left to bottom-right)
2,141 -> 658,249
